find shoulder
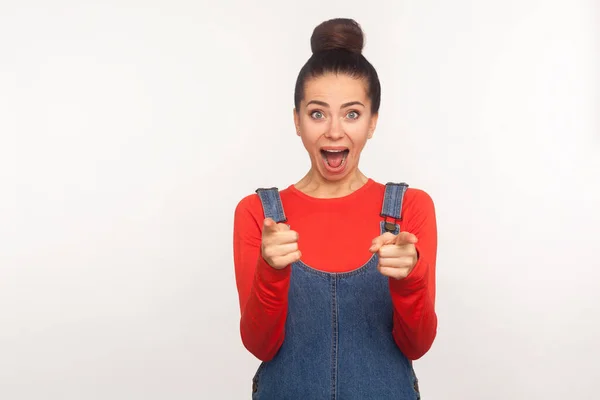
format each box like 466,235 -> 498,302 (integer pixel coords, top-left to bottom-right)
372,180 -> 434,202
235,192 -> 261,211
371,180 -> 435,213
234,192 -> 263,227
405,187 -> 435,208
235,185 -> 291,211
234,185 -> 292,225
403,187 -> 436,226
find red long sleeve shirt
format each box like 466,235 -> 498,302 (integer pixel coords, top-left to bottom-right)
233,178 -> 437,361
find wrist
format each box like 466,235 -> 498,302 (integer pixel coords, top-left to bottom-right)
257,256 -> 291,283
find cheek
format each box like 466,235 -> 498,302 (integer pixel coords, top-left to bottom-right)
299,122 -> 324,144
346,122 -> 371,145
299,130 -> 320,153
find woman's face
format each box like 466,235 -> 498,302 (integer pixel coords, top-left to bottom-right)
294,73 -> 378,182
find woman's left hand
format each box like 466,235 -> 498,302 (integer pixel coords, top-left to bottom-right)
369,232 -> 419,280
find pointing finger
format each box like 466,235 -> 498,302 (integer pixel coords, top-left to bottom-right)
369,232 -> 396,253
263,218 -> 290,232
394,231 -> 418,246
263,218 -> 277,231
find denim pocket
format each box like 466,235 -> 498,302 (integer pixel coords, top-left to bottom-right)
251,362 -> 266,399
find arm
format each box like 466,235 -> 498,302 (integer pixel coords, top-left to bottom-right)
389,189 -> 438,360
233,195 -> 291,361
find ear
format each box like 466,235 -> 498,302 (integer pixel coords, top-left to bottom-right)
293,108 -> 301,136
367,113 -> 379,139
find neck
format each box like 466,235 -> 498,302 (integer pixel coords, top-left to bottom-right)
294,167 -> 369,199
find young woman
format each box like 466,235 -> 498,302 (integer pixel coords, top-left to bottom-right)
233,18 -> 437,399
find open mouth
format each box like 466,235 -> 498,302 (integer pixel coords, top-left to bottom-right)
320,148 -> 349,170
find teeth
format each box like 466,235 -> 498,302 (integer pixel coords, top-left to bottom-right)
323,149 -> 346,152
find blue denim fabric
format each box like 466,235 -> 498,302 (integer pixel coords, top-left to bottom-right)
380,182 -> 408,220
252,183 -> 420,400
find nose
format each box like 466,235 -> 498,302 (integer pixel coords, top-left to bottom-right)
325,117 -> 344,140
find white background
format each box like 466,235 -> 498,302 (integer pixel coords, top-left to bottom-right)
1,1 -> 599,399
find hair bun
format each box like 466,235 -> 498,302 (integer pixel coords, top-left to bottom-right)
310,18 -> 364,54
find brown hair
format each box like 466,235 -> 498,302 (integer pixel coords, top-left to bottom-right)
294,18 -> 381,113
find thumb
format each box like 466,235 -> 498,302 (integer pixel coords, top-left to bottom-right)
394,231 -> 418,245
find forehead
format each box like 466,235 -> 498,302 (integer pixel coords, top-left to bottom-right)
303,73 -> 369,105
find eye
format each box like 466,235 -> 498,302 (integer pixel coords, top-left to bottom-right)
347,110 -> 360,120
310,110 -> 325,119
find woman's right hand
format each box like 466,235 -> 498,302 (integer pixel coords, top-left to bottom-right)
261,218 -> 301,269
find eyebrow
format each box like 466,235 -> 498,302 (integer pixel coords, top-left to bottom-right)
306,100 -> 365,108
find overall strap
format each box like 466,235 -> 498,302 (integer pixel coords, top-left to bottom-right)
380,182 -> 409,233
255,187 -> 287,223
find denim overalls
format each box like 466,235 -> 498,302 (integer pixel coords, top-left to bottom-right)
252,182 -> 420,400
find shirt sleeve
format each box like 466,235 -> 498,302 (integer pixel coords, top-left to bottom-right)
388,189 -> 438,360
233,194 -> 291,361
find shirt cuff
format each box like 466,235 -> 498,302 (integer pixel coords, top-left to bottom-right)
255,256 -> 292,286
